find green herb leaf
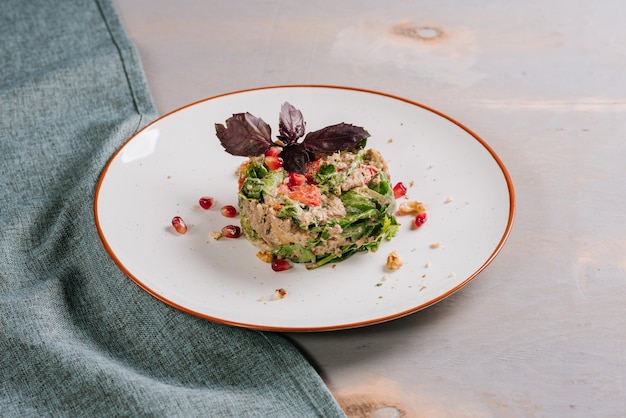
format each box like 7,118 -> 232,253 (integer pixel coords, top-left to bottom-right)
238,161 -> 282,201
274,244 -> 317,264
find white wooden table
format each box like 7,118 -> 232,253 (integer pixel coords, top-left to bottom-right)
114,1 -> 626,416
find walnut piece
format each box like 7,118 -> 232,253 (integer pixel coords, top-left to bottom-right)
386,250 -> 403,270
397,201 -> 428,216
256,251 -> 274,263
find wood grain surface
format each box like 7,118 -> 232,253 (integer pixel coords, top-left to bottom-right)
114,1 -> 626,416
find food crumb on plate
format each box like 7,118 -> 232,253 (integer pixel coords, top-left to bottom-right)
444,196 -> 454,204
429,242 -> 442,249
209,231 -> 222,240
272,288 -> 287,300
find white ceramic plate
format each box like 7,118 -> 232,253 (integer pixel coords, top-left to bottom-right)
95,86 -> 514,331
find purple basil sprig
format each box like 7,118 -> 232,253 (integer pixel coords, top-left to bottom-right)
215,102 -> 370,173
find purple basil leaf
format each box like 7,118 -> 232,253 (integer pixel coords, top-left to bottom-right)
302,123 -> 370,153
281,143 -> 310,174
278,102 -> 305,144
215,112 -> 273,156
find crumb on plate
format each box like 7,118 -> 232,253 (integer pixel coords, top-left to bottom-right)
272,288 -> 287,300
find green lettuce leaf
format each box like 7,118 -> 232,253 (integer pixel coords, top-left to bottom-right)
274,244 -> 317,264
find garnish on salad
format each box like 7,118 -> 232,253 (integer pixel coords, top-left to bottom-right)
215,102 -> 401,269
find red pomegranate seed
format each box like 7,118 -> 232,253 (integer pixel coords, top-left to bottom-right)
393,182 -> 407,199
414,212 -> 428,228
171,216 -> 188,234
287,172 -> 307,188
265,146 -> 282,157
221,205 -> 238,217
221,225 -> 241,238
264,155 -> 283,170
271,259 -> 292,272
198,196 -> 214,210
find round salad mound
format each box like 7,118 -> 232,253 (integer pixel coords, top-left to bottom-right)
215,102 -> 399,269
238,147 -> 398,269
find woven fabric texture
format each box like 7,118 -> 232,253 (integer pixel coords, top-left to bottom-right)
0,1 -> 344,416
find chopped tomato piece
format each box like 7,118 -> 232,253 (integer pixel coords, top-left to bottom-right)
278,183 -> 322,206
305,158 -> 322,182
361,164 -> 379,185
287,172 -> 307,187
236,161 -> 250,188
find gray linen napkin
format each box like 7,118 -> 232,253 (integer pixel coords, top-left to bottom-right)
0,1 -> 345,416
